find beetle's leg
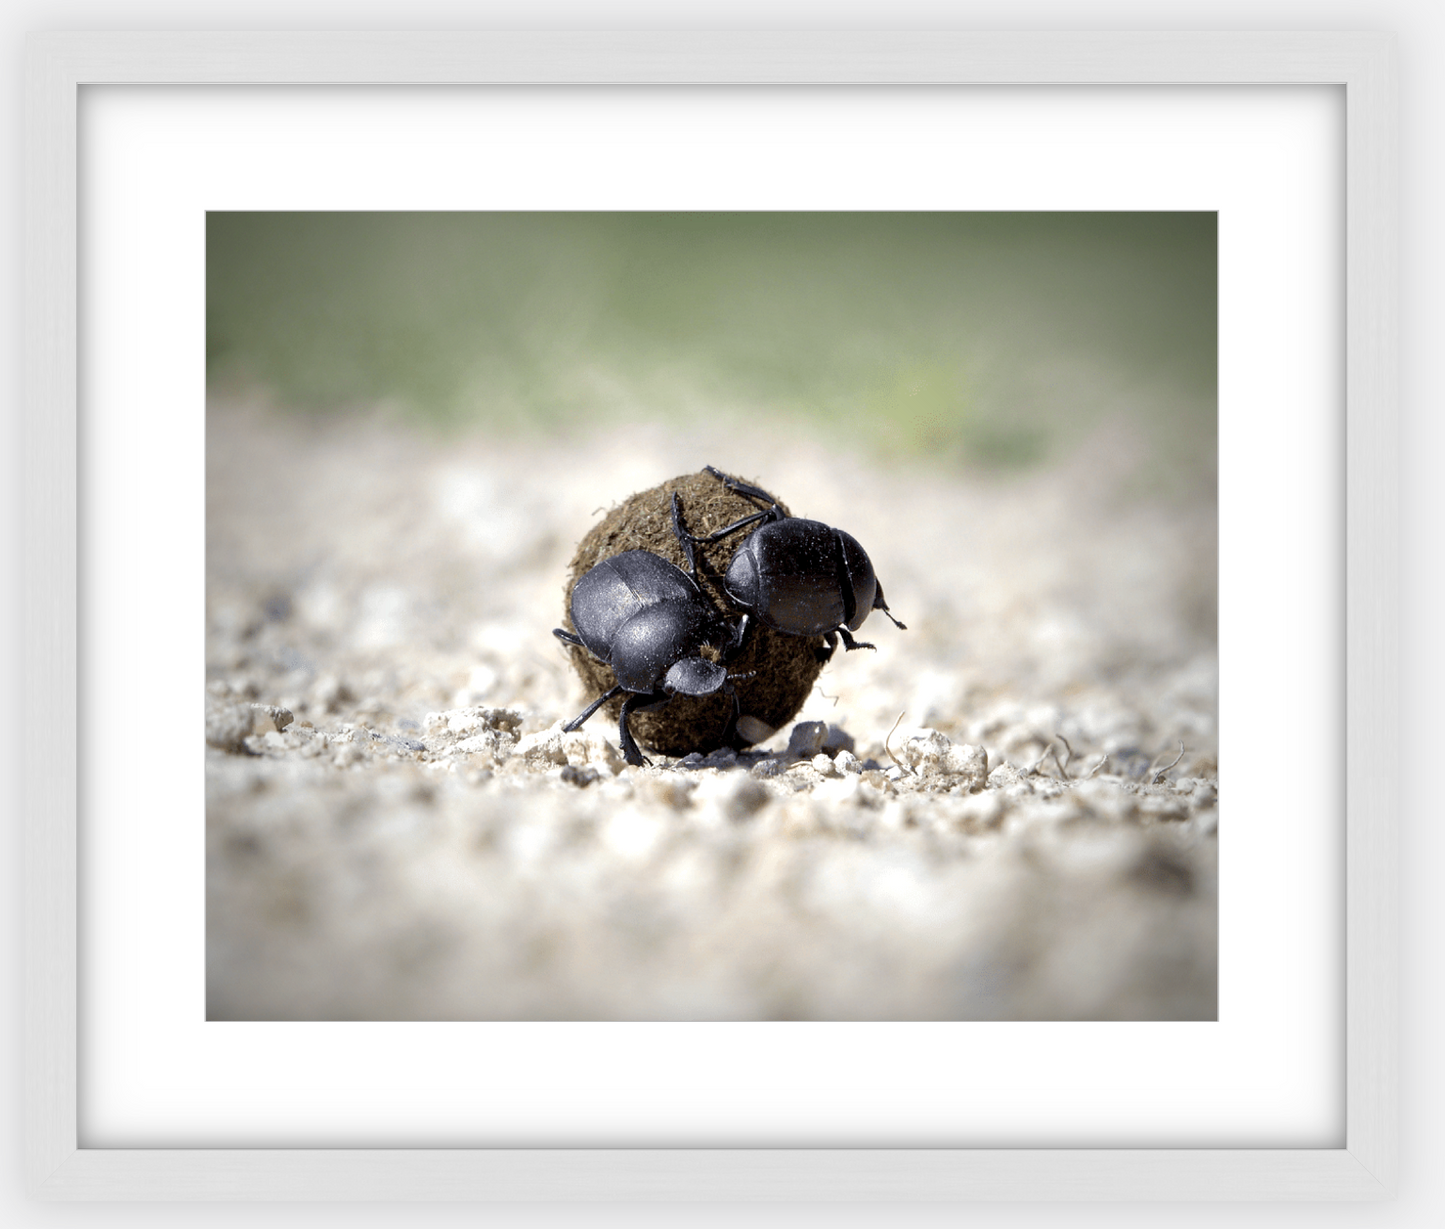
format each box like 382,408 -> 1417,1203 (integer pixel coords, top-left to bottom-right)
562,682 -> 624,733
703,465 -> 786,513
836,626 -> 877,653
674,488 -> 774,555
872,580 -> 907,629
694,506 -> 774,546
719,613 -> 751,664
670,492 -> 701,581
815,631 -> 839,664
721,680 -> 744,750
617,691 -> 656,767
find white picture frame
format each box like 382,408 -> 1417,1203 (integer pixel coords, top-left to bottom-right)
21,31 -> 1398,1201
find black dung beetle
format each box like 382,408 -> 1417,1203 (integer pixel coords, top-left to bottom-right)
672,466 -> 906,662
553,549 -> 749,766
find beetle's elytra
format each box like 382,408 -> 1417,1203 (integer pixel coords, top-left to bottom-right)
553,550 -> 748,766
672,466 -> 905,662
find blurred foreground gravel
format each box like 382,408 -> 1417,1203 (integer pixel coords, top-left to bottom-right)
207,398 -> 1217,1020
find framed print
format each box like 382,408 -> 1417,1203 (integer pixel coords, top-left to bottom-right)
22,32 -> 1397,1200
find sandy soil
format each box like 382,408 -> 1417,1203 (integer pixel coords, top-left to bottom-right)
205,397 -> 1218,1020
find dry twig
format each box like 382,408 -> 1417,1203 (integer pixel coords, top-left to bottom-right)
1150,740 -> 1186,785
884,711 -> 913,775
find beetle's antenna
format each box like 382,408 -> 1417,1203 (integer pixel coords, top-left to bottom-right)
872,583 -> 907,630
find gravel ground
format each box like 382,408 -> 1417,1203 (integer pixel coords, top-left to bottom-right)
206,396 -> 1218,1021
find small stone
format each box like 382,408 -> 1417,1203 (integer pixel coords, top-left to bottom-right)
513,726 -> 570,768
787,721 -> 827,757
451,731 -> 511,759
749,758 -> 784,779
897,728 -> 952,774
812,752 -> 839,777
735,716 -> 776,745
988,762 -> 1034,794
822,725 -> 856,755
559,764 -> 600,788
426,706 -> 524,739
205,695 -> 254,753
249,704 -> 294,735
835,749 -> 862,774
586,735 -> 626,775
940,743 -> 988,790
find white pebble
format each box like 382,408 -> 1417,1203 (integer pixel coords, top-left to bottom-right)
941,743 -> 988,788
513,725 -> 569,767
897,728 -> 951,773
249,704 -> 294,734
205,696 -> 253,753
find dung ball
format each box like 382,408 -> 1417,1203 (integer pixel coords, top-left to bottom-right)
559,470 -> 826,758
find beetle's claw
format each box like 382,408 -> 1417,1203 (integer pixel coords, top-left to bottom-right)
835,627 -> 876,653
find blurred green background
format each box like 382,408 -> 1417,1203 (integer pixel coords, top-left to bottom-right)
207,212 -> 1215,483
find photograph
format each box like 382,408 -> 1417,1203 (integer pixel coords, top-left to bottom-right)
204,210 -> 1219,1022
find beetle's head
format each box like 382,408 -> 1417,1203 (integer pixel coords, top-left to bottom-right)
662,656 -> 729,697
